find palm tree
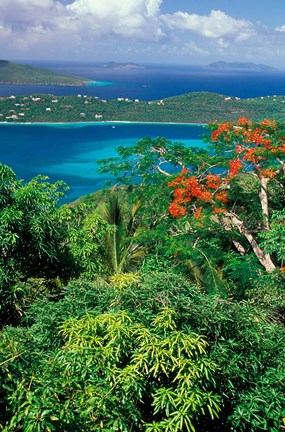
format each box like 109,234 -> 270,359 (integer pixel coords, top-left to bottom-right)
99,194 -> 144,274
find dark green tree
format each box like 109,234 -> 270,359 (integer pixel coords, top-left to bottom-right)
0,163 -> 74,324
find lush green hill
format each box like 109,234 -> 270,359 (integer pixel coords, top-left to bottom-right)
1,91 -> 285,123
0,60 -> 88,85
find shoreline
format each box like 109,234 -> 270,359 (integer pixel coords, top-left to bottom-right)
0,80 -> 112,87
0,120 -> 206,127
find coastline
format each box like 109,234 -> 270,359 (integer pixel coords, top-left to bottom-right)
0,80 -> 113,87
0,120 -> 206,127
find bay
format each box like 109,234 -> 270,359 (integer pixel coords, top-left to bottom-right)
3,61 -> 282,204
0,122 -> 206,202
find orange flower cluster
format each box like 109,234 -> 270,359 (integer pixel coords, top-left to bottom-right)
243,148 -> 260,164
206,174 -> 222,189
229,159 -> 243,177
215,191 -> 228,203
169,202 -> 187,218
193,207 -> 203,220
261,119 -> 277,127
259,169 -> 275,179
212,117 -> 283,153
237,117 -> 252,126
168,171 -> 229,219
212,207 -> 227,214
235,144 -> 245,154
169,118 -> 284,220
243,128 -> 272,148
211,117 -> 285,179
211,122 -> 232,142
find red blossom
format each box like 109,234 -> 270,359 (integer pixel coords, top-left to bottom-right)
210,122 -> 231,142
219,122 -> 231,132
197,190 -> 212,202
212,207 -> 227,215
279,144 -> 285,153
235,144 -> 244,154
243,148 -> 257,163
259,169 -> 275,179
237,117 -> 252,126
168,117 -> 284,221
262,139 -> 272,149
206,174 -> 222,189
261,119 -> 276,127
215,191 -> 229,203
229,159 -> 243,177
211,130 -> 221,142
193,207 -> 203,220
169,202 -> 187,218
173,188 -> 187,201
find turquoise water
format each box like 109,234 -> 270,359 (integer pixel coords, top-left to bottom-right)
86,80 -> 113,87
0,122 -> 206,202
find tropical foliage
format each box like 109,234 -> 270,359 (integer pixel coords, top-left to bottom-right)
1,118 -> 285,431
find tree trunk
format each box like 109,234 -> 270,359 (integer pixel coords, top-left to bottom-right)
227,212 -> 276,272
259,177 -> 270,231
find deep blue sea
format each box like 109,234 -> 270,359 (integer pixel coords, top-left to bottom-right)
1,62 -> 285,100
2,61 -> 285,202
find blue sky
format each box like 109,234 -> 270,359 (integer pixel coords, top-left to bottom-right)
2,0 -> 285,67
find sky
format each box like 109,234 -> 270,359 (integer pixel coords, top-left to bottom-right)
2,0 -> 285,67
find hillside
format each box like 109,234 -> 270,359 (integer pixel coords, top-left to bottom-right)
1,91 -> 285,123
0,60 -> 88,85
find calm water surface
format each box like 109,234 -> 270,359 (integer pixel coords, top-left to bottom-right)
1,122 -> 206,202
1,62 -> 285,100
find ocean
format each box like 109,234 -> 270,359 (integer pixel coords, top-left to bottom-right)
1,61 -> 284,202
1,62 -> 285,100
0,122 -> 205,202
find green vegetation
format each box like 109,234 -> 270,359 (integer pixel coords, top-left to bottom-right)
1,118 -> 285,431
0,60 -> 88,85
1,91 -> 285,123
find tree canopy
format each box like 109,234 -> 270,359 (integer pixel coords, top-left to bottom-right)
1,119 -> 285,432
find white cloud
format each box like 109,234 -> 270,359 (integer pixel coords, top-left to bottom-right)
67,0 -> 164,40
217,38 -> 230,51
0,0 -> 284,66
161,9 -> 255,41
275,25 -> 285,32
0,0 -> 69,33
181,41 -> 209,56
146,0 -> 162,17
0,0 -> 165,53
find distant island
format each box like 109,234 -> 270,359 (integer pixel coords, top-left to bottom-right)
206,61 -> 278,72
0,60 -> 89,86
99,61 -> 144,70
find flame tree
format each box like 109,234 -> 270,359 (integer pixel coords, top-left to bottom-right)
168,117 -> 285,272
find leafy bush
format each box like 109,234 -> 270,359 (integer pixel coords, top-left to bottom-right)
1,306 -> 220,431
1,269 -> 285,431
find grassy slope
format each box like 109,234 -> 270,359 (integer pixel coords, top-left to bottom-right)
0,60 -> 87,85
1,91 -> 285,123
